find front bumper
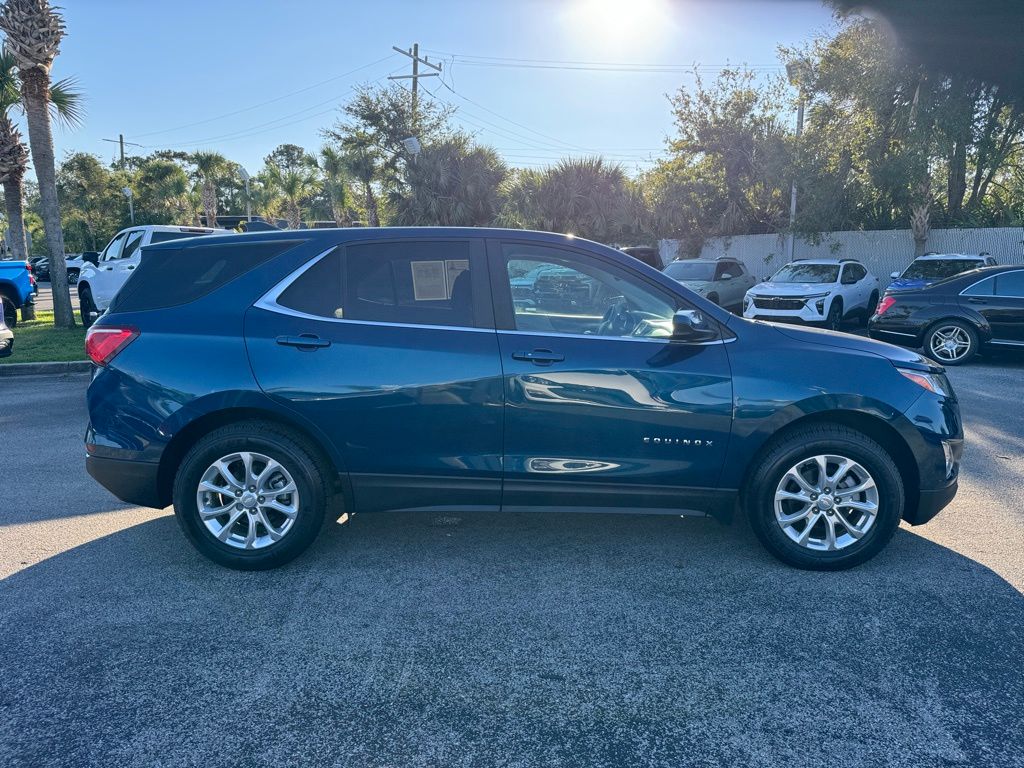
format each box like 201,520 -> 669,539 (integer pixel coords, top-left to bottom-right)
907,479 -> 959,525
86,454 -> 164,509
744,300 -> 828,324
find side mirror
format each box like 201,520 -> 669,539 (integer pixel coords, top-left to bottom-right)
83,252 -> 99,266
671,309 -> 719,342
890,271 -> 899,279
720,273 -> 734,280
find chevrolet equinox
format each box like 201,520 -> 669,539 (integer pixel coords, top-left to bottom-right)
84,228 -> 962,571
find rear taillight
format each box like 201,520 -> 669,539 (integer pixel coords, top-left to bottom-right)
85,326 -> 138,366
875,296 -> 896,316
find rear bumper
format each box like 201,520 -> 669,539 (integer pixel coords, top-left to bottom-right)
86,454 -> 164,509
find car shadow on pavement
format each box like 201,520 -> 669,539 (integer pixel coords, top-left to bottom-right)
2,509 -> 1022,768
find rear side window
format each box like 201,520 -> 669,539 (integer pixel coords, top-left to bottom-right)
962,276 -> 996,296
110,240 -> 297,313
276,240 -> 476,328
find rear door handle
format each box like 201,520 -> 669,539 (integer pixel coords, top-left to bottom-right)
966,297 -> 988,304
276,334 -> 331,349
512,348 -> 564,365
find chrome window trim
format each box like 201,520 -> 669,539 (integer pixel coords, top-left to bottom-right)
253,246 -> 493,334
959,269 -> 1024,299
500,328 -> 735,346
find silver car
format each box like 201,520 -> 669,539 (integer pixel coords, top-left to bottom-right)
663,257 -> 758,311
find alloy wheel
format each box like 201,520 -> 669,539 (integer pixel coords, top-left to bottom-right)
773,454 -> 879,551
929,325 -> 972,362
196,451 -> 299,550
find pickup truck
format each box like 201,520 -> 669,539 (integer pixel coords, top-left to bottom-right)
0,258 -> 36,327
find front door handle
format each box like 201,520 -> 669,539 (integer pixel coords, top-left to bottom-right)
512,348 -> 564,365
276,334 -> 331,350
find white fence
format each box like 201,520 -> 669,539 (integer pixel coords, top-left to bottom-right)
659,227 -> 1024,285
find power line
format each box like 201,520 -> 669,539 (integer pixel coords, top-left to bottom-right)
132,54 -> 400,140
422,49 -> 783,73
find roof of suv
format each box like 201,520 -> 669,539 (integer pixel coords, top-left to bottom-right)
914,253 -> 988,260
788,258 -> 863,265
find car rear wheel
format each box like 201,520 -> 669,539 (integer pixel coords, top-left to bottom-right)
865,291 -> 879,324
745,424 -> 904,570
925,320 -> 977,365
1,295 -> 17,328
78,285 -> 97,329
172,421 -> 330,570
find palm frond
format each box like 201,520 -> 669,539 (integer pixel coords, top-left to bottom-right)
48,75 -> 83,127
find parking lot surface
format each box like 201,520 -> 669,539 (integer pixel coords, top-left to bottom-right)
1,358 -> 1023,767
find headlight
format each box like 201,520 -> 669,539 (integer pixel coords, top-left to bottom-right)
896,367 -> 954,397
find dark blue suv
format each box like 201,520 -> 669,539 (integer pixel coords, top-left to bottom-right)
84,228 -> 963,571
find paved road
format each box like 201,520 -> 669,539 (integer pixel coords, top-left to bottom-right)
30,283 -> 77,315
1,358 -> 1023,767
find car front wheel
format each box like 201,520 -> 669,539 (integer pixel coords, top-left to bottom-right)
78,285 -> 98,329
745,424 -> 904,570
172,421 -> 330,570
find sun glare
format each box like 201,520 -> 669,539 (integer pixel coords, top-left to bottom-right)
564,0 -> 674,51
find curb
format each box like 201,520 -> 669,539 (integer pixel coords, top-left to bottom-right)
0,360 -> 91,377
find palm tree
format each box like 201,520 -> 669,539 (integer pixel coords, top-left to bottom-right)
0,51 -> 80,267
191,151 -> 228,228
0,0 -> 75,326
318,145 -> 349,226
337,132 -> 381,227
263,158 -> 319,229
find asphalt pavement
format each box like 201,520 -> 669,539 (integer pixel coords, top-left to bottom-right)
30,283 -> 76,315
1,357 -> 1023,768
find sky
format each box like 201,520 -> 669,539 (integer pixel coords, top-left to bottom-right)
52,0 -> 836,174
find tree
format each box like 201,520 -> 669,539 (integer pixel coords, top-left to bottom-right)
132,156 -> 192,225
390,134 -> 508,226
56,153 -> 124,251
0,0 -> 75,326
318,145 -> 350,226
500,157 -> 644,243
191,151 -> 228,228
261,147 -> 319,229
340,135 -> 381,227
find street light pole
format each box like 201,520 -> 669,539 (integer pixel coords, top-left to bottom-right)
122,186 -> 134,225
786,95 -> 804,263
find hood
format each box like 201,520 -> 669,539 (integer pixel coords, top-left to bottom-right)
886,277 -> 934,293
749,281 -> 832,297
768,322 -> 938,371
678,279 -> 711,292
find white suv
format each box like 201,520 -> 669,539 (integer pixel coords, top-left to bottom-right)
743,258 -> 880,330
78,225 -> 228,326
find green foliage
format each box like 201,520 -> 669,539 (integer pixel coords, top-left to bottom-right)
0,310 -> 86,363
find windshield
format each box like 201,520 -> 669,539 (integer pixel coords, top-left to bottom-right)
770,263 -> 840,283
902,259 -> 979,280
664,261 -> 716,281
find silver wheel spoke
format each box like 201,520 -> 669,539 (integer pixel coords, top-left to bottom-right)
775,489 -> 811,504
784,469 -> 817,495
196,451 -> 300,550
827,458 -> 853,488
778,507 -> 812,527
839,499 -> 877,513
797,512 -> 821,545
822,515 -> 838,551
836,512 -> 867,539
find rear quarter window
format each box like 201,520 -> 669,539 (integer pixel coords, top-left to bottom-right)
110,240 -> 298,313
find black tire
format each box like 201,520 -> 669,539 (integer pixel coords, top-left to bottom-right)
825,299 -> 843,331
1,295 -> 17,328
744,424 -> 904,571
924,319 -> 978,366
78,285 -> 97,329
866,291 -> 879,324
68,269 -> 79,285
172,421 -> 330,570
706,292 -> 719,306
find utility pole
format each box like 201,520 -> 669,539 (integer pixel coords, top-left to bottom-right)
389,43 -> 442,127
102,134 -> 143,167
785,58 -> 812,263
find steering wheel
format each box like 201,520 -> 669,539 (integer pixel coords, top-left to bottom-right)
598,297 -> 637,336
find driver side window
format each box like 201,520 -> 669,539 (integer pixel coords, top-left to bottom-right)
101,233 -> 127,262
502,243 -> 679,338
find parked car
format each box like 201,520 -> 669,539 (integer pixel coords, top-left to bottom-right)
0,308 -> 13,357
84,228 -> 961,573
663,257 -> 757,310
743,258 -> 880,330
869,265 -> 1024,365
65,252 -> 95,284
0,258 -> 36,327
887,253 -> 998,294
620,246 -> 663,270
77,225 -> 228,327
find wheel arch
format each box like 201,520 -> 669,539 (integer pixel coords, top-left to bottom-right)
155,406 -> 352,511
739,408 -> 920,521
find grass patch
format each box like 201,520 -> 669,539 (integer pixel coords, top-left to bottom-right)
1,311 -> 87,364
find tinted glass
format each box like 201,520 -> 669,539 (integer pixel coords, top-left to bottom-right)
277,250 -> 343,318
996,270 -> 1024,297
150,230 -> 217,245
101,233 -> 126,262
504,243 -> 678,338
111,241 -> 296,313
771,263 -> 840,283
961,276 -> 995,296
120,231 -> 145,260
664,261 -> 715,281
715,262 -> 739,279
904,258 -> 980,280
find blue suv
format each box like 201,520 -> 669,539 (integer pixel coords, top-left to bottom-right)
84,229 -> 962,571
